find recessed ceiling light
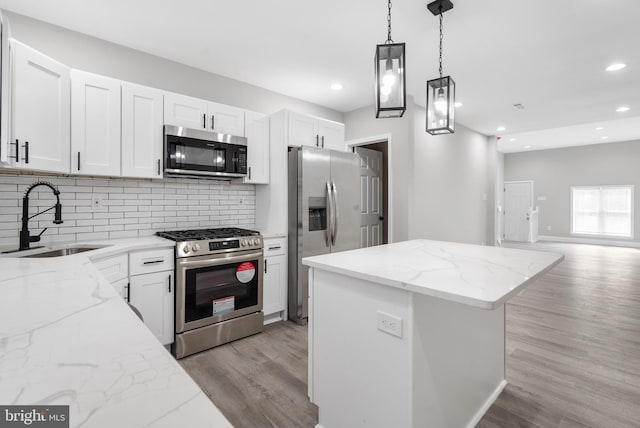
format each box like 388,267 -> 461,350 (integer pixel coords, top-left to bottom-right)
605,63 -> 626,72
616,106 -> 630,112
330,83 -> 343,91
601,136 -> 609,140
595,127 -> 604,131
509,138 -> 517,142
524,145 -> 531,149
454,102 -> 463,108
496,126 -> 506,132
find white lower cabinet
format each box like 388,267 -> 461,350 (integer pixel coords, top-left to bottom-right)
111,277 -> 129,300
262,236 -> 287,323
129,270 -> 174,346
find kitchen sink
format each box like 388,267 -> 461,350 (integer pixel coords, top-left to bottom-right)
21,246 -> 108,258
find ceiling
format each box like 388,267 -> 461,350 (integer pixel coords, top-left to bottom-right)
0,0 -> 639,150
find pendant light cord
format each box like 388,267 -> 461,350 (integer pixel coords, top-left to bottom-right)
439,12 -> 444,78
386,0 -> 393,43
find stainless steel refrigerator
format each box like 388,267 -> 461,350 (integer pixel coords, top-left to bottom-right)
288,146 -> 360,325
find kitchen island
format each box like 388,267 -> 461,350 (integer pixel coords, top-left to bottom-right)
303,239 -> 563,428
0,238 -> 231,428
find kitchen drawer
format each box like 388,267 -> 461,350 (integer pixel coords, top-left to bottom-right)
263,237 -> 286,257
93,253 -> 128,283
130,248 -> 174,276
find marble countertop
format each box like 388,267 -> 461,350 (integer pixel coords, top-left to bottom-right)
302,239 -> 564,310
0,237 -> 232,428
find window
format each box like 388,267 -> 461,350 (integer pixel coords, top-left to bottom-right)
571,186 -> 634,238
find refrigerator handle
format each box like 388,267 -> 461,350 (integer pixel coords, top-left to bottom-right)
326,181 -> 333,247
331,181 -> 339,246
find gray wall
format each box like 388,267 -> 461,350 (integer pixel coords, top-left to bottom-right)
411,107 -> 495,245
344,99 -> 414,243
3,11 -> 342,121
504,140 -> 640,243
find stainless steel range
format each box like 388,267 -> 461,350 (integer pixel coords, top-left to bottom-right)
156,227 -> 264,359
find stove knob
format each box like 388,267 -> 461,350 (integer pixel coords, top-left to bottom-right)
183,244 -> 191,254
249,239 -> 255,246
192,243 -> 200,253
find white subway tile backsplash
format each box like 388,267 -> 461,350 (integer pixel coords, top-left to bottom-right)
0,174 -> 255,247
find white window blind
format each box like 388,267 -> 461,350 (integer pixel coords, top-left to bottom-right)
571,186 -> 634,238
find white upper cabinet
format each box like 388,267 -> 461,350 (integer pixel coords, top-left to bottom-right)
318,119 -> 345,151
164,92 -> 245,136
121,82 -> 163,178
11,39 -> 70,173
164,91 -> 208,130
71,70 -> 121,176
244,111 -> 269,184
207,101 -> 245,136
0,12 -> 11,166
287,110 -> 345,151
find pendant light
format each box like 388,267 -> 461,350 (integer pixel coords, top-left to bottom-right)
375,0 -> 406,118
426,0 -> 455,135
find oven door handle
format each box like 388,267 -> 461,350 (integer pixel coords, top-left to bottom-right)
176,250 -> 263,269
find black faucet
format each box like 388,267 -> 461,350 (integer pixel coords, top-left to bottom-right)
19,181 -> 63,251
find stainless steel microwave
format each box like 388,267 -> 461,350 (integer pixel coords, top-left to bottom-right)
164,125 -> 248,179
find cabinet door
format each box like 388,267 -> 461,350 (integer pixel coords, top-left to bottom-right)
244,111 -> 269,184
318,119 -> 345,151
130,271 -> 174,345
71,70 -> 121,176
121,82 -> 163,178
11,40 -> 70,173
112,277 -> 129,301
0,12 -> 11,166
288,111 -> 319,148
207,101 -> 245,136
164,92 -> 208,129
263,254 -> 287,316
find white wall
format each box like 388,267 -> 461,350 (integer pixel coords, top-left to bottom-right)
0,173 -> 253,247
504,140 -> 640,244
344,99 -> 414,242
3,11 -> 343,121
410,106 -> 495,245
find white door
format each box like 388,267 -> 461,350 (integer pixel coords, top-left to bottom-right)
71,70 -> 121,176
163,91 -> 208,129
504,181 -> 533,242
244,111 -> 270,184
121,82 -> 163,178
318,119 -> 345,151
288,111 -> 319,148
11,40 -> 70,173
207,101 -> 245,136
355,147 -> 384,247
129,271 -> 174,345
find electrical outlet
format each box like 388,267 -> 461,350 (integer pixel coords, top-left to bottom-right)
377,311 -> 402,338
91,196 -> 103,211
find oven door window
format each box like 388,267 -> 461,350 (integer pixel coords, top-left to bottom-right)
168,137 -> 226,172
184,259 -> 259,323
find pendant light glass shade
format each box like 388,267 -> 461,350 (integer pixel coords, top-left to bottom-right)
375,43 -> 406,118
426,75 -> 455,134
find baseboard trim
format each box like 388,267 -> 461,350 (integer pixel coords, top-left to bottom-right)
538,235 -> 640,249
466,380 -> 507,428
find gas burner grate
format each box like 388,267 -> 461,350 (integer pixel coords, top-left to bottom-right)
156,227 -> 260,242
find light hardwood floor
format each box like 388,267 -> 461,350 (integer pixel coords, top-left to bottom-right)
181,242 -> 640,428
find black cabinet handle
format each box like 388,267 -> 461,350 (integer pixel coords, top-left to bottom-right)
321,135 -> 325,148
248,166 -> 252,180
202,113 -> 206,129
126,283 -> 130,302
77,152 -> 81,171
168,275 -> 172,293
23,141 -> 29,164
211,115 -> 215,130
157,159 -> 161,176
11,139 -> 19,162
264,259 -> 268,274
315,134 -> 319,147
143,259 -> 163,265
379,216 -> 385,221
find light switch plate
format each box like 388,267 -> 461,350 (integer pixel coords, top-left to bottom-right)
377,311 -> 402,338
